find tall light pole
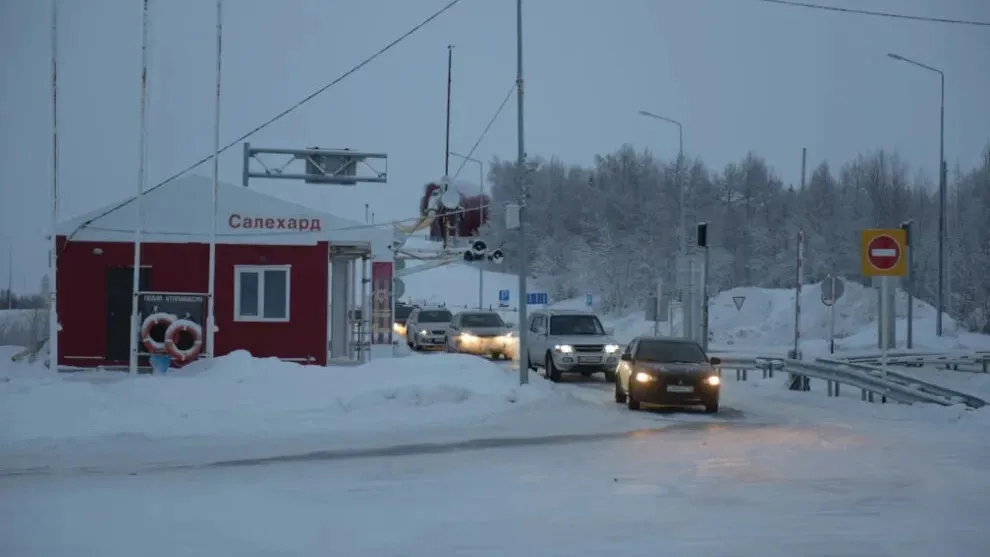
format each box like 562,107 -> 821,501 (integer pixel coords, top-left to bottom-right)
887,52 -> 945,336
450,151 -> 485,310
638,110 -> 686,336
515,0 -> 528,385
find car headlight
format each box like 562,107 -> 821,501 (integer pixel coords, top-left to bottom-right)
635,372 -> 656,383
604,344 -> 620,354
459,333 -> 478,343
554,344 -> 574,354
705,375 -> 721,386
418,329 -> 428,336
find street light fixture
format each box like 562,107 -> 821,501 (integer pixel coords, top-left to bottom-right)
449,151 -> 485,310
887,52 -> 946,336
637,110 -> 685,258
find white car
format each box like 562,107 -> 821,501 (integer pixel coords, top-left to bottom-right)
444,310 -> 514,359
405,307 -> 454,351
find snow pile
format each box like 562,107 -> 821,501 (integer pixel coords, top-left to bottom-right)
0,350 -> 559,449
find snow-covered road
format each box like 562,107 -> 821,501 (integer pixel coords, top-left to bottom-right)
3,416 -> 987,557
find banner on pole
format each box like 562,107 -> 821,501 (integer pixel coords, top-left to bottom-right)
371,262 -> 394,345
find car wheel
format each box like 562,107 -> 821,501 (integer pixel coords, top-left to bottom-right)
614,375 -> 627,404
626,383 -> 641,411
545,354 -> 561,382
704,401 -> 719,414
603,369 -> 616,383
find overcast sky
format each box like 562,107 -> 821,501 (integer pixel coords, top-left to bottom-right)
1,0 -> 988,292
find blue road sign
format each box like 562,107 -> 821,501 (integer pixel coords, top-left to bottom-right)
498,289 -> 510,303
527,292 -> 549,305
586,294 -> 593,307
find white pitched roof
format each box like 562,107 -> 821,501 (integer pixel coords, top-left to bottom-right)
57,175 -> 389,251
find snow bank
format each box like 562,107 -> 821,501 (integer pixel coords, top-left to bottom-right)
0,350 -> 558,449
0,349 -> 675,473
573,280 -> 990,355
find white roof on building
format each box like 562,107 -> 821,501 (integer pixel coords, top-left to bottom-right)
56,175 -> 390,253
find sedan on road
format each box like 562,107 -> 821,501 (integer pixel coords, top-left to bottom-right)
444,310 -> 515,359
614,337 -> 722,413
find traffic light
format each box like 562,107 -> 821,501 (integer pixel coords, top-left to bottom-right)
697,222 -> 708,248
900,220 -> 912,246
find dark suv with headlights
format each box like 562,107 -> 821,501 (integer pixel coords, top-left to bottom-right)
613,336 -> 721,413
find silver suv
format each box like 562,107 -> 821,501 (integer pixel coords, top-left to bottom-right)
523,309 -> 620,382
405,307 -> 454,350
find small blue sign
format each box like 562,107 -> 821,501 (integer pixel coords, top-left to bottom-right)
527,292 -> 549,305
498,289 -> 510,303
586,294 -> 593,307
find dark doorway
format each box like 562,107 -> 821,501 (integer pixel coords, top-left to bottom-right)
106,267 -> 151,362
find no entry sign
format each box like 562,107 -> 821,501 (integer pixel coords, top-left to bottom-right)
860,229 -> 907,277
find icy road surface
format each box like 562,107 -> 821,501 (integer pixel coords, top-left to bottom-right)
3,418 -> 988,557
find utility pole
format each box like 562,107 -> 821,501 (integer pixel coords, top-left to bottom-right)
49,0 -> 60,368
901,220 -> 914,348
515,0 -> 528,385
636,110 -> 685,338
887,52 -> 946,336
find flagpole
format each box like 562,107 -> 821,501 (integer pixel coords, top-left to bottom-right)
206,0 -> 223,359
48,0 -> 60,368
128,0 -> 151,374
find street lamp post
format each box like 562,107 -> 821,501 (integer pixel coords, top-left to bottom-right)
450,151 -> 485,310
887,52 -> 946,336
638,109 -> 688,337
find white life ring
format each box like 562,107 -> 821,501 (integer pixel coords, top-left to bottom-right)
164,319 -> 204,362
140,312 -> 175,354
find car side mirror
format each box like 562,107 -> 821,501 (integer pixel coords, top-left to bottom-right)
709,356 -> 722,365
505,322 -> 516,329
605,328 -> 615,336
620,353 -> 632,362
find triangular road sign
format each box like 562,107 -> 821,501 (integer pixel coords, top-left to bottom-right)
732,296 -> 746,311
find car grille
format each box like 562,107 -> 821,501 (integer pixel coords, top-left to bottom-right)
574,345 -> 604,352
475,332 -> 501,338
662,374 -> 698,387
431,330 -> 446,335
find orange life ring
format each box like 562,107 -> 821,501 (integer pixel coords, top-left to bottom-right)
164,319 -> 204,362
140,313 -> 175,354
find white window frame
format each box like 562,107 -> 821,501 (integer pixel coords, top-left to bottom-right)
234,265 -> 292,323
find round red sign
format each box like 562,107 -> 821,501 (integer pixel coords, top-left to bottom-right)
867,235 -> 901,270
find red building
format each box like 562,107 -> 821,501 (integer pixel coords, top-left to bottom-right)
53,175 -> 389,369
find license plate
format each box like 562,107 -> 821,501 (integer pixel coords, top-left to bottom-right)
578,356 -> 601,363
666,385 -> 694,393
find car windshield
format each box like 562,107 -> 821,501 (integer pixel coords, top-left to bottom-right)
461,313 -> 504,327
418,310 -> 452,323
548,315 -> 605,335
395,305 -> 415,320
635,340 -> 707,363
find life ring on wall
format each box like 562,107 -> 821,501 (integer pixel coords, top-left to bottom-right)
140,313 -> 176,354
164,319 -> 204,362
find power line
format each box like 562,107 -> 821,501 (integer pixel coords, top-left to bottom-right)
452,82 -> 516,180
747,0 -> 990,27
63,0 -> 465,248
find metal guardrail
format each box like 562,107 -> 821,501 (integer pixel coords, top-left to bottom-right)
815,357 -> 987,409
714,355 -> 983,408
843,352 -> 989,373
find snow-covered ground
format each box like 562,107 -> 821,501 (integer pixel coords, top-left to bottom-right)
2,403 -> 988,557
